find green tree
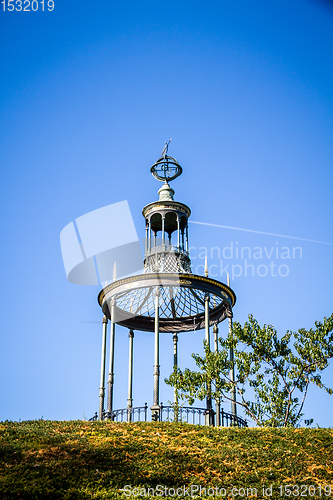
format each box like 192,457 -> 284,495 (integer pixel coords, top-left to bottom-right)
165,313 -> 333,427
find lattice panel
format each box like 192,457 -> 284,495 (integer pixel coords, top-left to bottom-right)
144,254 -> 191,274
114,286 -> 223,319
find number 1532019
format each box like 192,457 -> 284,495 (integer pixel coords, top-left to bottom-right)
1,0 -> 54,11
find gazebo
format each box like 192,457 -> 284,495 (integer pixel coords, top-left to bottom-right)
92,143 -> 246,427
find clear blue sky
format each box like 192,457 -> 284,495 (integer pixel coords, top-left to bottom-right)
0,0 -> 332,426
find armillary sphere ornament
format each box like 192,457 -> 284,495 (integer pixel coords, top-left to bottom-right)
150,139 -> 183,182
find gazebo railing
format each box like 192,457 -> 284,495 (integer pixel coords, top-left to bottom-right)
219,408 -> 247,427
159,404 -> 247,427
145,244 -> 189,257
159,403 -> 206,425
89,404 -> 247,427
98,404 -> 149,422
89,407 -> 148,423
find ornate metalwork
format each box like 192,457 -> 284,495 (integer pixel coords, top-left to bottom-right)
161,139 -> 171,158
98,404 -> 149,423
151,157 -> 182,183
144,247 -> 191,273
142,201 -> 190,219
98,273 -> 235,333
89,404 -> 247,427
158,405 -> 247,427
151,142 -> 182,183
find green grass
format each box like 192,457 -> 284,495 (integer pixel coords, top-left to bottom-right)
0,420 -> 332,499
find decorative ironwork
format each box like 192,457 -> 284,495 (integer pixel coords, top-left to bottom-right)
144,248 -> 191,274
151,158 -> 182,183
115,285 -> 222,319
219,408 -> 247,427
159,404 -> 206,425
99,273 -> 235,333
151,140 -> 182,183
142,201 -> 190,219
161,139 -> 171,158
93,404 -> 149,423
89,404 -> 247,428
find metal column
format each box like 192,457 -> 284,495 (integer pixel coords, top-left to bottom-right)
148,220 -> 151,250
205,293 -> 211,349
185,224 -> 189,252
127,329 -> 134,422
213,324 -> 220,426
173,333 -> 178,421
227,274 -> 237,418
205,292 -> 213,426
162,216 -> 165,245
151,287 -> 160,421
99,315 -> 108,420
107,298 -> 116,418
177,217 -> 180,249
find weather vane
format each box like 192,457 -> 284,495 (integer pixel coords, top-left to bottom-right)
161,138 -> 172,158
150,139 -> 182,183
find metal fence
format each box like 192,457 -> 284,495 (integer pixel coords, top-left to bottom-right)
219,408 -> 247,427
89,404 -> 149,422
89,403 -> 247,427
159,404 -> 247,427
159,404 -> 206,425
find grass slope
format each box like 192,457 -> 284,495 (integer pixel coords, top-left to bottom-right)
0,421 -> 332,499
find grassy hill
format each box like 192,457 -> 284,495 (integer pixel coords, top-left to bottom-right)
0,420 -> 332,499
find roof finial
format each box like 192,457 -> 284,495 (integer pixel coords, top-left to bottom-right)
151,140 -> 182,183
204,256 -> 208,277
161,138 -> 172,159
113,261 -> 117,282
